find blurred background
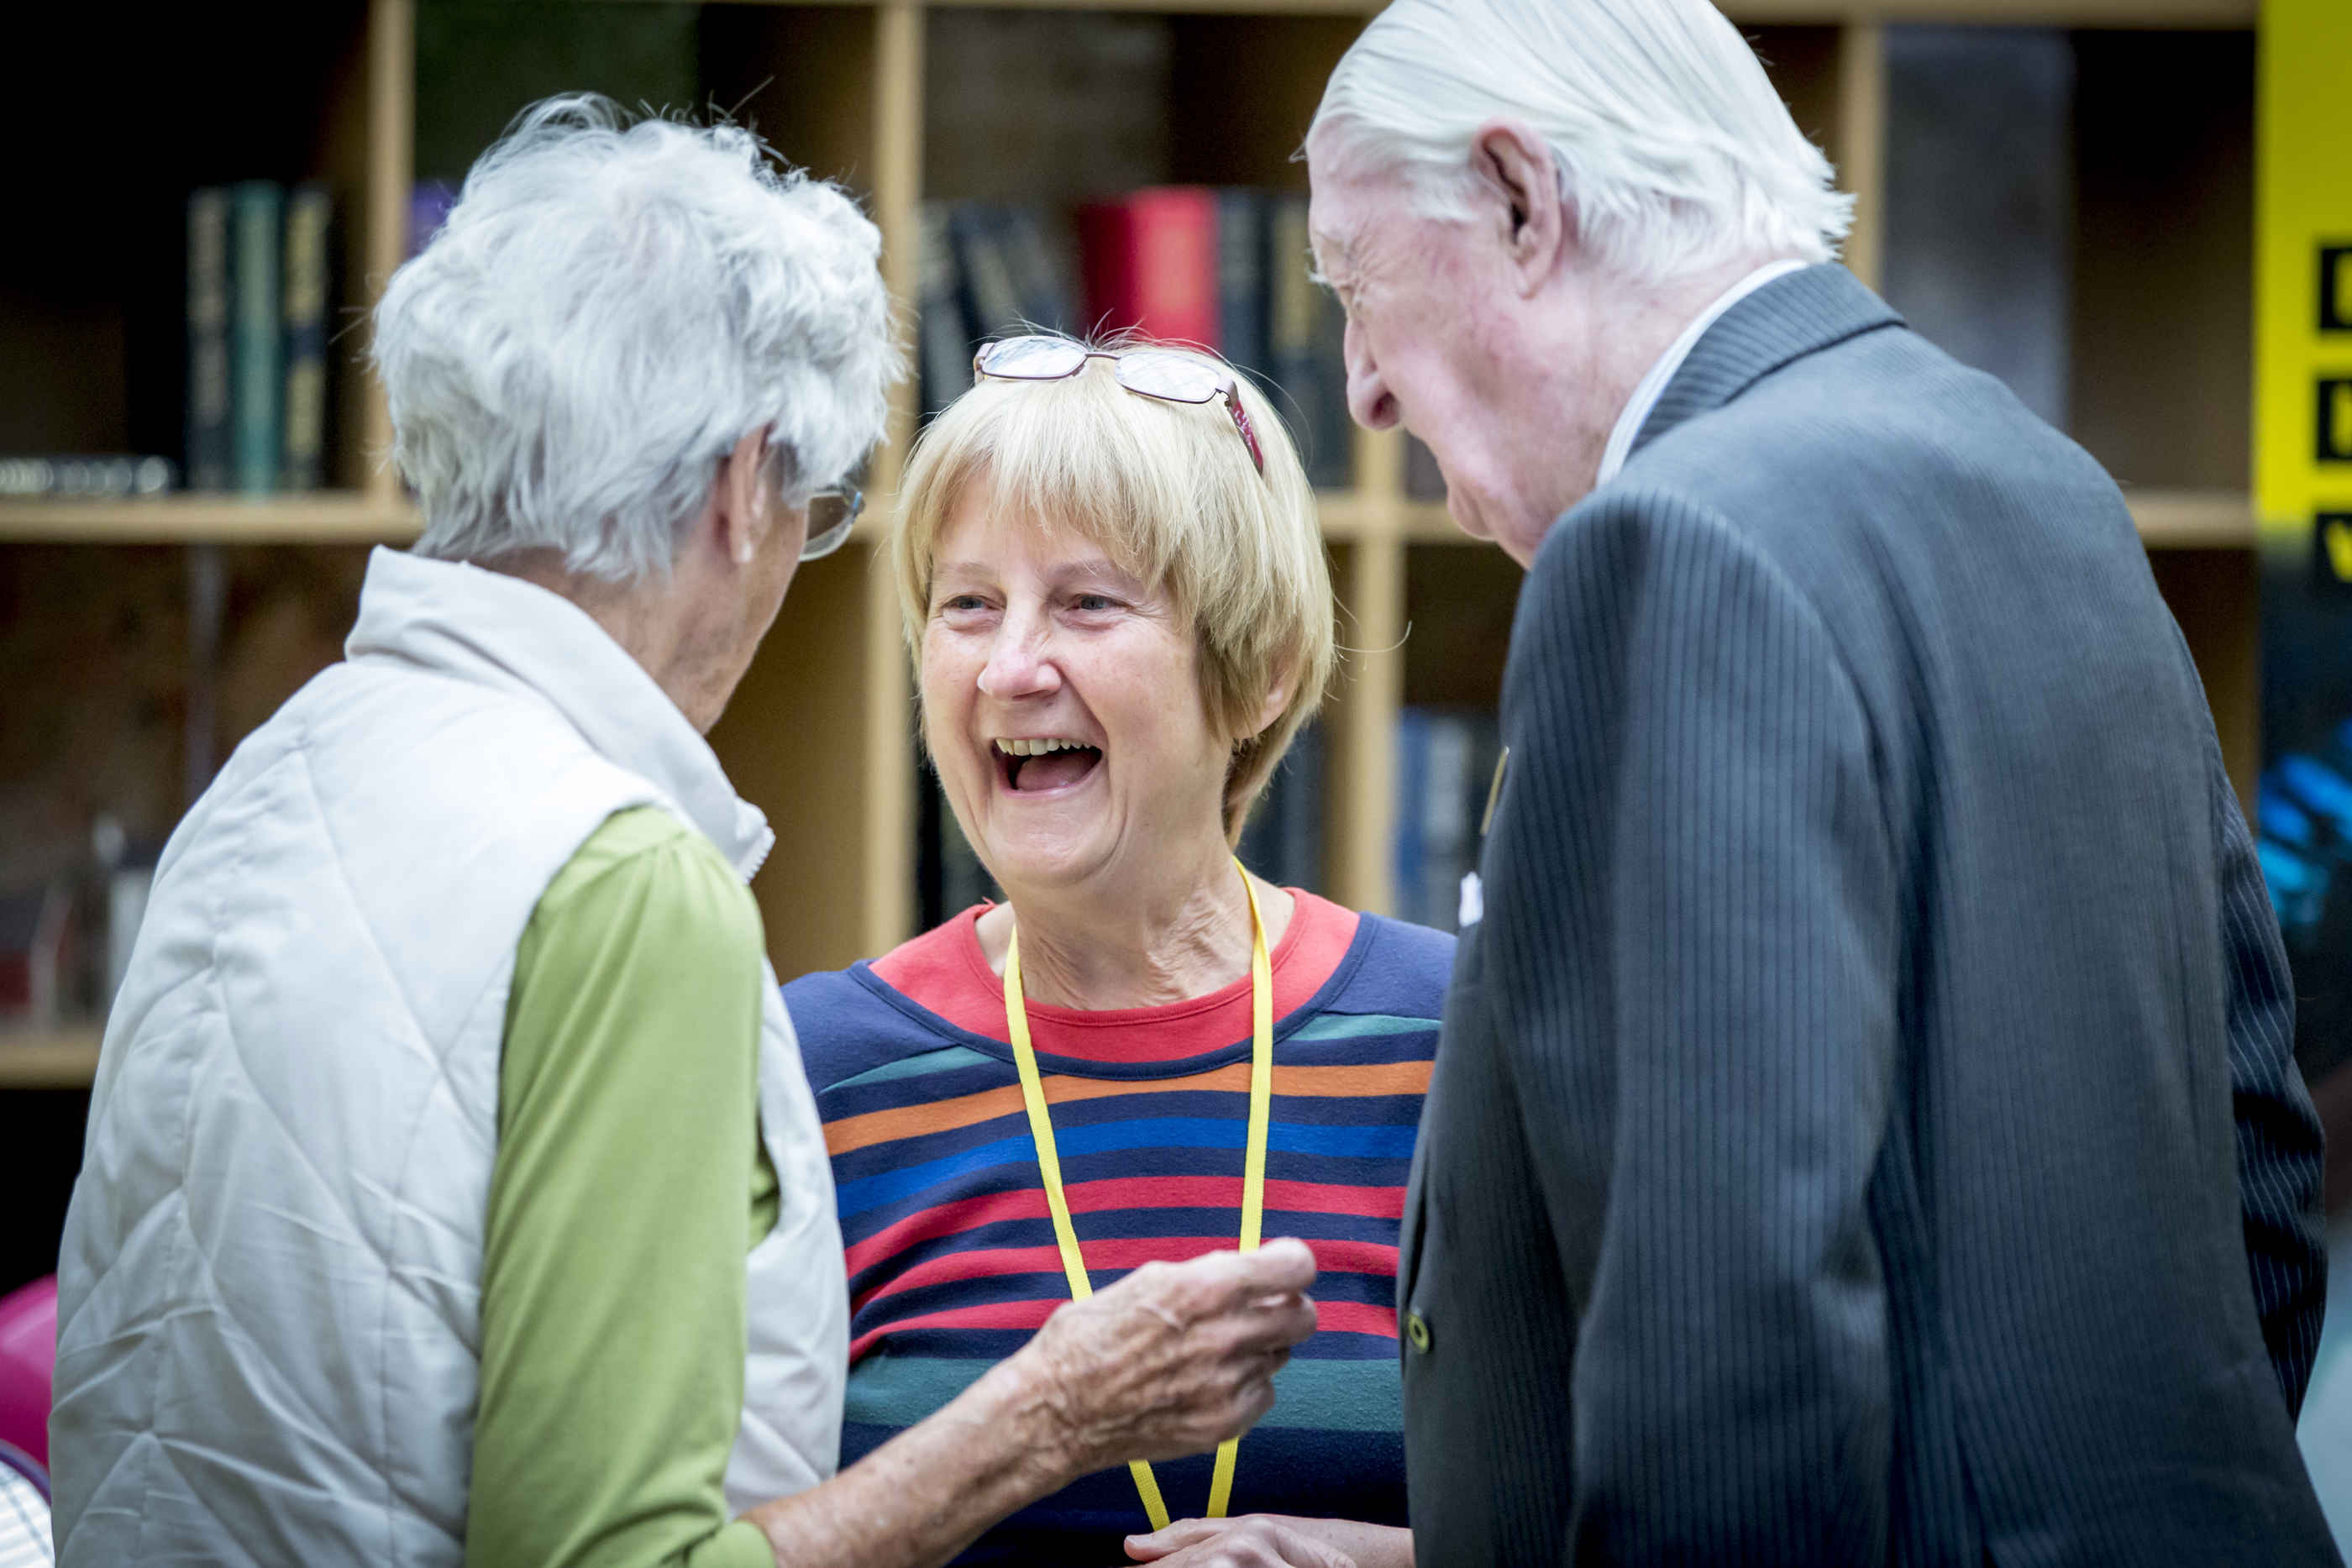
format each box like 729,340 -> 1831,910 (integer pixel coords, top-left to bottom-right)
1,0 -> 2346,1544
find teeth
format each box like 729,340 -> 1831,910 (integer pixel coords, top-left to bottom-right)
997,737 -> 1090,757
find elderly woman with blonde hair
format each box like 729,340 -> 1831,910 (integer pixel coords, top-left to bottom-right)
785,336 -> 1451,1568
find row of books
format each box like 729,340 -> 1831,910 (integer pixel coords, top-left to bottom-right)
184,182 -> 335,495
0,457 -> 176,499
918,188 -> 1353,489
911,709 -> 1499,936
1393,707 -> 1504,933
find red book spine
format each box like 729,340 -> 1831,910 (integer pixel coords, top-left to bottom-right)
1079,186 -> 1219,349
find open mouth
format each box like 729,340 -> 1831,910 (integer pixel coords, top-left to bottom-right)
995,737 -> 1104,794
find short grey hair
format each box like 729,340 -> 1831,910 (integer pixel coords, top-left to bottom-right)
374,95 -> 899,583
1310,0 -> 1852,284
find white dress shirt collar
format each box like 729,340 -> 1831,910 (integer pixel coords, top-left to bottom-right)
1594,260 -> 1811,490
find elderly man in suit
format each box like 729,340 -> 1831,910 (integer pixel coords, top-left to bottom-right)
1297,2 -> 2338,1563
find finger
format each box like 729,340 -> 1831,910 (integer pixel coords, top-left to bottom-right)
1226,1237 -> 1316,1298
1226,1293 -> 1319,1353
1127,1518 -> 1229,1559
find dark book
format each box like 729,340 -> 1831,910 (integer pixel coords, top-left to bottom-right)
1237,720 -> 1325,894
1394,706 -> 1500,931
1882,28 -> 2073,429
997,206 -> 1074,338
281,184 -> 332,492
953,205 -> 1029,341
184,188 -> 232,492
1215,189 -> 1268,385
916,770 -> 998,930
1079,187 -> 1218,349
1266,193 -> 1350,488
229,181 -> 286,496
918,202 -> 976,417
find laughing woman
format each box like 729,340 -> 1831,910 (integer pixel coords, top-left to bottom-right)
783,338 -> 1449,1568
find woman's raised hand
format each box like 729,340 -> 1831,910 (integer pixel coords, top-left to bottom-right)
1011,1237 -> 1319,1477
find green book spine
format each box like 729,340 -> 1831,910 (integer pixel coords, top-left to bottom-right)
281,184 -> 332,491
230,181 -> 285,495
184,189 -> 232,492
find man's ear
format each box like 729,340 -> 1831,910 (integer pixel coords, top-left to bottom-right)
712,427 -> 774,568
1470,118 -> 1568,296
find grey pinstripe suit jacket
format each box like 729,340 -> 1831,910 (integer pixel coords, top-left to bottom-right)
1396,265 -> 2337,1566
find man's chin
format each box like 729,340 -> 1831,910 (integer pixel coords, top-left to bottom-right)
1444,486 -> 1493,543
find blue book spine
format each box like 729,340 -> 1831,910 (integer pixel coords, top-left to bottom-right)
1393,709 -> 1431,926
918,202 -> 975,417
184,188 -> 232,492
953,205 -> 1026,341
1215,189 -> 1266,383
1267,193 -> 1349,488
230,181 -> 285,495
999,205 -> 1074,337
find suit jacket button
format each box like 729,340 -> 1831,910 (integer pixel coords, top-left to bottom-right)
1406,1310 -> 1432,1354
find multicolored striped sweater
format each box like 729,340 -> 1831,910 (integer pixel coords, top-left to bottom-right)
783,892 -> 1452,1565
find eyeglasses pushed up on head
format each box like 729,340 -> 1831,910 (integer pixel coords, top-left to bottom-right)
973,336 -> 1266,476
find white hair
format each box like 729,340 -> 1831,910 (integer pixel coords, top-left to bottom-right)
1310,0 -> 1852,283
374,95 -> 899,583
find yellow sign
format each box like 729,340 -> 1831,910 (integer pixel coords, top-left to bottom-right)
2256,0 -> 2352,550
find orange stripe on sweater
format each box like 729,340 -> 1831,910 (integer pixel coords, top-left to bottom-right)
822,1058 -> 1433,1156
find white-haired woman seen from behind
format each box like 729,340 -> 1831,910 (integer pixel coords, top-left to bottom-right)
50,97 -> 1315,1568
783,335 -> 1456,1568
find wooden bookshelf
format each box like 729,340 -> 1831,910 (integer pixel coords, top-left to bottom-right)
0,496 -> 422,544
0,1030 -> 104,1092
0,0 -> 2270,990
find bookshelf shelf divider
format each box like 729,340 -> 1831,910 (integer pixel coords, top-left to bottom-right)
363,0 -> 415,507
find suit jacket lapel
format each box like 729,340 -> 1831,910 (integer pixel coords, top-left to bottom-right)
1627,264 -> 1905,465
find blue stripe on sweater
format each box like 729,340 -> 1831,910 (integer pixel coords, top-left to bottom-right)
835,1116 -> 1422,1218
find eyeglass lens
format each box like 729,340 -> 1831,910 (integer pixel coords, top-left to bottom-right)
801,487 -> 861,560
979,336 -> 1089,379
1114,351 -> 1222,405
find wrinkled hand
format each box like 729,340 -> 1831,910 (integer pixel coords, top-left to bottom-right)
1123,1515 -> 1384,1568
1013,1237 -> 1318,1479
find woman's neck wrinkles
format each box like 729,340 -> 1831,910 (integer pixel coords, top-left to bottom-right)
984,842 -> 1288,1012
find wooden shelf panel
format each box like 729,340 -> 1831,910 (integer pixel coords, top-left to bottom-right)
0,496 -> 423,544
0,1029 -> 102,1091
1389,490 -> 2251,549
0,489 -> 2244,552
2128,489 -> 2255,548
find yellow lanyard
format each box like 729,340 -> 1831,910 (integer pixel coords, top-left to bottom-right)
1003,858 -> 1275,1531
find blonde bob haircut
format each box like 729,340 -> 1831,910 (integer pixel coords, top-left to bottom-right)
892,338 -> 1336,845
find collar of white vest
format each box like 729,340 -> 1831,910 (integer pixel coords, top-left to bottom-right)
344,546 -> 777,882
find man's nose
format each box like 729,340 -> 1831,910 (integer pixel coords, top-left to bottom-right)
1343,315 -> 1398,431
976,616 -> 1062,700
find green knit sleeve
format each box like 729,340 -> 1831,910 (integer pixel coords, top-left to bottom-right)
466,806 -> 776,1568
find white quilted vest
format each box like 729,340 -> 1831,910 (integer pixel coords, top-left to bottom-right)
50,548 -> 848,1565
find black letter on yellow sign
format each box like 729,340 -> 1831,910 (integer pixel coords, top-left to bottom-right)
2320,379 -> 2352,463
2318,513 -> 2352,586
2324,245 -> 2352,333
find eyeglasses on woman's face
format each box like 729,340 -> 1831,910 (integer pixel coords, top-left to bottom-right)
972,336 -> 1266,476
